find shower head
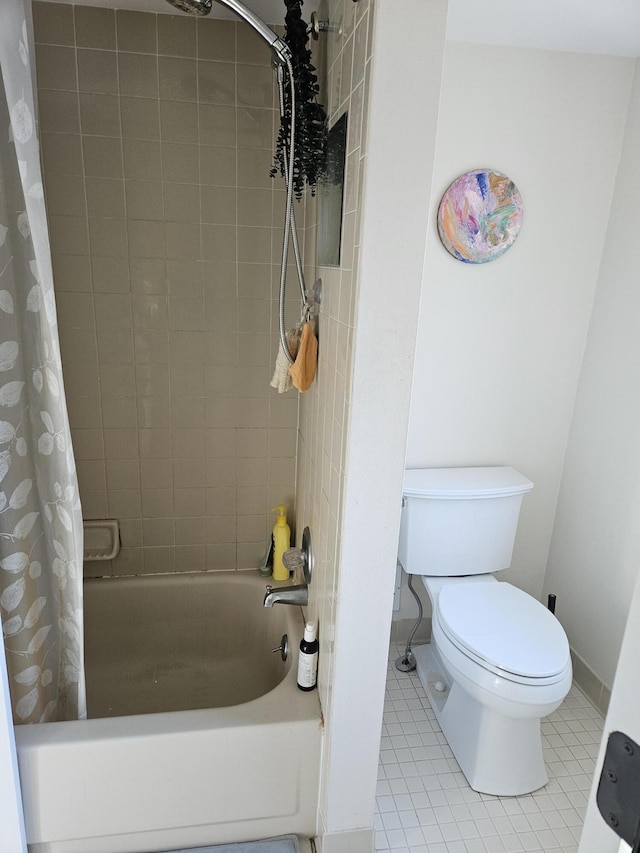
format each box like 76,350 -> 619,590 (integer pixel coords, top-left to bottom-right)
164,0 -> 291,65
165,0 -> 213,14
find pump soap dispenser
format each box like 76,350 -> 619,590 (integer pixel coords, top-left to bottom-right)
271,504 -> 291,581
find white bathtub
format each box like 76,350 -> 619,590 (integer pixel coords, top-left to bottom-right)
15,571 -> 322,853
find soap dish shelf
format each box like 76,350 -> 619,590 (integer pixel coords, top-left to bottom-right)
83,519 -> 120,561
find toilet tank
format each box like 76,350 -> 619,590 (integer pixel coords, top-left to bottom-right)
398,467 -> 533,576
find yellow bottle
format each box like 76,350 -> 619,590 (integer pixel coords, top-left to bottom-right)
271,504 -> 291,581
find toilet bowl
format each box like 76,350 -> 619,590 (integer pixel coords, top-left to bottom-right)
414,575 -> 572,796
398,467 -> 573,796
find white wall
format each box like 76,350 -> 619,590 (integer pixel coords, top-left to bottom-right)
404,43 -> 634,607
544,60 -> 640,691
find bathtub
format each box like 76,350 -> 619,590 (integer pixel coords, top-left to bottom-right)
15,571 -> 322,853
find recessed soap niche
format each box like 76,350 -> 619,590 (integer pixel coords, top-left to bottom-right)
317,112 -> 348,267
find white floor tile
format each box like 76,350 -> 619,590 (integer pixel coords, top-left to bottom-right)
376,643 -> 604,852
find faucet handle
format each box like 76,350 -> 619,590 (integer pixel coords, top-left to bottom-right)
283,548 -> 304,574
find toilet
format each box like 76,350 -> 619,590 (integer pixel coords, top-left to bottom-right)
398,466 -> 572,797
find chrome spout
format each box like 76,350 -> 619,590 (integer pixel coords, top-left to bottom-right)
263,583 -> 308,607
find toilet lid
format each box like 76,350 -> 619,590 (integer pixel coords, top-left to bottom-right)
437,582 -> 569,679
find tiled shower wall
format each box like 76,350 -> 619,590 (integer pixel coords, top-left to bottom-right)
33,2 -> 307,576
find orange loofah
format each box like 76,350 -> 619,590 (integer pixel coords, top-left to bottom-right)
289,322 -> 318,392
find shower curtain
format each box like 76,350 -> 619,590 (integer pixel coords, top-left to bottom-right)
0,0 -> 85,723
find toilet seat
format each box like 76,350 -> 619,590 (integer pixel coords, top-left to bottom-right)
436,582 -> 570,685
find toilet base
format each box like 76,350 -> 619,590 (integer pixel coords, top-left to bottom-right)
414,643 -> 548,796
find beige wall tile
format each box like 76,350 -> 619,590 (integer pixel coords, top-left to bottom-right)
120,97 -> 160,140
200,185 -> 236,225
173,458 -> 206,488
136,363 -> 170,396
205,543 -> 236,570
175,517 -> 205,546
106,459 -> 140,491
35,45 -> 77,91
197,61 -> 235,105
66,396 -> 101,430
158,14 -> 196,58
128,219 -> 165,258
199,104 -> 236,147
44,174 -> 87,218
141,489 -> 174,518
101,393 -> 136,426
83,136 -> 123,179
77,49 -> 118,95
207,458 -> 238,487
237,226 -> 271,263
33,2 -> 75,46
119,519 -> 143,547
123,139 -> 162,181
143,517 -> 175,546
140,458 -> 173,489
41,133 -> 83,176
161,142 -> 199,183
172,428 -> 205,458
159,56 -> 198,102
139,428 -> 172,458
91,256 -> 130,293
171,397 -> 205,429
59,328 -> 96,365
49,215 -> 90,256
125,181 -> 164,221
197,19 -> 235,62
104,427 -> 138,459
85,178 -> 126,220
74,5 -> 116,50
164,183 -> 200,223
100,362 -> 135,397
131,258 -> 166,294
200,146 -> 236,186
52,254 -> 92,292
98,327 -> 133,364
116,10 -> 157,54
134,329 -> 169,364
38,89 -> 80,134
237,107 -> 274,149
206,487 -> 237,515
137,396 -> 171,429
132,294 -> 168,330
237,148 -> 272,189
80,93 -> 121,137
160,99 -> 198,143
237,64 -> 274,109
170,362 -> 204,396
201,224 -> 236,263
141,546 -> 175,573
236,26 -> 271,66
165,222 -> 201,260
71,428 -> 104,460
89,218 -> 128,257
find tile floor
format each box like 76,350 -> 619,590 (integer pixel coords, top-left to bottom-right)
375,643 -> 604,853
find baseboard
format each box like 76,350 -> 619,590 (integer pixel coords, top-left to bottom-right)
570,648 -> 611,717
389,617 -> 431,645
315,829 -> 374,853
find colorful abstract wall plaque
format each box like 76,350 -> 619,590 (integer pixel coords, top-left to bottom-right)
437,169 -> 523,264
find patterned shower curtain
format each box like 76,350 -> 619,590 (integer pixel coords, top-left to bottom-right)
0,0 -> 85,723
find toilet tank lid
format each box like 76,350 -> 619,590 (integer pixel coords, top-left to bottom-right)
403,467 -> 534,499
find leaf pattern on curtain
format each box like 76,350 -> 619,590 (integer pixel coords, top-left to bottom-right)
0,1 -> 85,723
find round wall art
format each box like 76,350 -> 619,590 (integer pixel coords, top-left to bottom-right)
437,169 -> 523,264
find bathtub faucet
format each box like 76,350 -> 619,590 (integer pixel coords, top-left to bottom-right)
263,583 -> 308,607
263,530 -> 313,607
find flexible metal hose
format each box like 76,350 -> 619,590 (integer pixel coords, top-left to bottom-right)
277,56 -> 308,364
